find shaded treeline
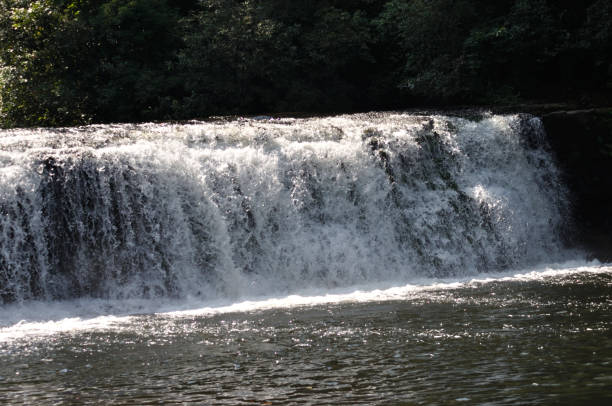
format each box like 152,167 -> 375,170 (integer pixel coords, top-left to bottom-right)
0,0 -> 610,127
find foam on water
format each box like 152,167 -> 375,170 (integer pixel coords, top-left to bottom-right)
1,262 -> 608,342
1,111 -> 591,343
0,112 -> 577,305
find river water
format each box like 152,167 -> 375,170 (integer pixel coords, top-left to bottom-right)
0,113 -> 610,403
1,265 -> 611,404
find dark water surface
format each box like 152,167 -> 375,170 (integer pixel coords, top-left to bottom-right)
1,268 -> 611,405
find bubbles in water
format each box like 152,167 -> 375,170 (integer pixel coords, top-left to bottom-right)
0,112 -> 573,303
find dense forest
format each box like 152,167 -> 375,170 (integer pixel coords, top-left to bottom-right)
0,0 -> 610,127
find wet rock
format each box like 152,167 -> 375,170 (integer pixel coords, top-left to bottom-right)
542,108 -> 612,261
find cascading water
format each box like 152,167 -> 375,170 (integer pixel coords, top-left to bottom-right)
0,112 -> 573,304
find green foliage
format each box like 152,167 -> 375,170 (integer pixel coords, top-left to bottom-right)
175,1 -> 378,117
0,0 -> 610,127
176,0 -> 286,117
375,0 -> 482,101
0,0 -> 89,126
462,0 -> 560,100
0,0 -> 183,127
90,0 -> 183,121
582,0 -> 612,93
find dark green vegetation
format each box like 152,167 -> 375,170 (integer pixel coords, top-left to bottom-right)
0,0 -> 610,127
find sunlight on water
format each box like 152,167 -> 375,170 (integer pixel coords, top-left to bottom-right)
0,264 -> 610,405
0,113 -> 608,404
1,262 -> 607,342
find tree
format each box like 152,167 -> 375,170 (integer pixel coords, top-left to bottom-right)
0,0 -> 91,126
0,0 -> 184,126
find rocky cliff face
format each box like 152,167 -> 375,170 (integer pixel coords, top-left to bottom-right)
542,108 -> 612,261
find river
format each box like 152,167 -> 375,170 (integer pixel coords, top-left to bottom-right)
0,113 -> 610,404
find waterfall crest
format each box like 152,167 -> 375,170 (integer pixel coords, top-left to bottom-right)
0,113 -> 572,303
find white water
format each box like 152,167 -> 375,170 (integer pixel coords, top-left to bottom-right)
0,112 -> 576,307
0,262 -> 607,342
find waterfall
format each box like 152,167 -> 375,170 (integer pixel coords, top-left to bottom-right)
0,112 -> 572,303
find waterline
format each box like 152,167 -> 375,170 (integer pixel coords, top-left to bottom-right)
1,261 -> 606,341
